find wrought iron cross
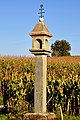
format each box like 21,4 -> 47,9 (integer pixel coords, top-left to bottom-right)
38,4 -> 45,18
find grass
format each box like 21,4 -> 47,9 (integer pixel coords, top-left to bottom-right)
0,98 -> 3,105
55,111 -> 80,120
0,98 -> 6,120
63,114 -> 80,120
0,114 -> 6,120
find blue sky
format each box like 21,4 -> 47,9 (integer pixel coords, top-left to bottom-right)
0,0 -> 80,56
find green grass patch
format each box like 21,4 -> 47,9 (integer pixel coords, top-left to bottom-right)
0,98 -> 3,105
0,114 -> 6,120
63,114 -> 80,120
56,111 -> 80,120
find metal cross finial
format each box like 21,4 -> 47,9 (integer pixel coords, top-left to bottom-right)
38,4 -> 45,18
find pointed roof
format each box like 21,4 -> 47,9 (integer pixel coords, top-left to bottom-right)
29,18 -> 52,37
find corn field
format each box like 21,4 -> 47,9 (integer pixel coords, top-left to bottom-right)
0,56 -> 80,116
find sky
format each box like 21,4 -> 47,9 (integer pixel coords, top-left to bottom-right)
0,0 -> 80,56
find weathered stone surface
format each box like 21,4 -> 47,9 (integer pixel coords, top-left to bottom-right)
23,113 -> 57,120
29,14 -> 53,115
34,55 -> 47,113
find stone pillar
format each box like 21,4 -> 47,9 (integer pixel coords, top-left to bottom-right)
34,55 -> 47,113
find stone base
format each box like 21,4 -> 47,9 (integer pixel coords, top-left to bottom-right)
23,113 -> 57,120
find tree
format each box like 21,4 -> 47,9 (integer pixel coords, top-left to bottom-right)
51,40 -> 71,56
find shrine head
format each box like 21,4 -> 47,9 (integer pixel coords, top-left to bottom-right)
29,5 -> 52,55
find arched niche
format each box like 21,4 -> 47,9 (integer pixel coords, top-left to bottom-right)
36,39 -> 42,49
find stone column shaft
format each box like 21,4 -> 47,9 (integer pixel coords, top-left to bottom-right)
34,55 -> 47,113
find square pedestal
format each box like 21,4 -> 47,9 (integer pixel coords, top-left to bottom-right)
23,113 -> 57,120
